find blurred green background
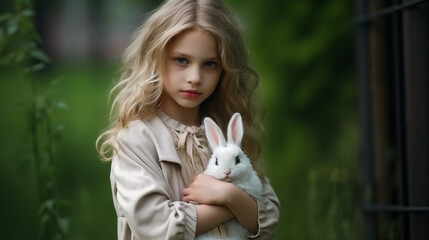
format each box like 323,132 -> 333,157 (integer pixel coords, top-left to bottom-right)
1,0 -> 363,239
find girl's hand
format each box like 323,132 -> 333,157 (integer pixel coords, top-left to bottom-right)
182,174 -> 232,205
183,173 -> 259,234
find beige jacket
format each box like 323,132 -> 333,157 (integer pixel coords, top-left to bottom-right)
111,114 -> 280,239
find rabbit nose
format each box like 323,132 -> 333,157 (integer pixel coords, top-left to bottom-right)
224,169 -> 231,176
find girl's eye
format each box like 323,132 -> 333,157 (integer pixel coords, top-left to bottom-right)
204,61 -> 217,69
175,58 -> 188,65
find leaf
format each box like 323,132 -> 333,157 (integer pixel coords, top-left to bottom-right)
7,18 -> 18,35
31,62 -> 46,72
54,101 -> 68,110
57,217 -> 69,234
50,76 -> 65,87
19,9 -> 34,18
31,49 -> 51,63
40,210 -> 50,224
39,199 -> 55,213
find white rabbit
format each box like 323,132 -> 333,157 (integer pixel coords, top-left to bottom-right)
196,112 -> 262,240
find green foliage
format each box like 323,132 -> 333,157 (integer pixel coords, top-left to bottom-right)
0,2 -> 48,66
226,0 -> 363,239
0,1 -> 70,239
0,0 -> 362,239
307,166 -> 363,240
30,77 -> 70,240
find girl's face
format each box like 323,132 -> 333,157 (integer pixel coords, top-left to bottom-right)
162,26 -> 222,124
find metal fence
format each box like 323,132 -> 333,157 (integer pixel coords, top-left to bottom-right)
355,0 -> 429,239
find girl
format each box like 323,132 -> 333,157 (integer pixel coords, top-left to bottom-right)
97,0 -> 280,239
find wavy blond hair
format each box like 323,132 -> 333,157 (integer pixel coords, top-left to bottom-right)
96,0 -> 266,177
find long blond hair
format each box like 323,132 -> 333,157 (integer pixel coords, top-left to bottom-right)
96,0 -> 266,177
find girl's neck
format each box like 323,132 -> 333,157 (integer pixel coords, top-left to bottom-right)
161,106 -> 201,126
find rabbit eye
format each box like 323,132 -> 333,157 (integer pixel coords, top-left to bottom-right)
215,157 -> 218,166
235,156 -> 240,164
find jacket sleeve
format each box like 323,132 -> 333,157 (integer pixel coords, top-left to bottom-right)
111,124 -> 197,240
248,178 -> 280,239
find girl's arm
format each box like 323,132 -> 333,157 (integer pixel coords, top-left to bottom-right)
183,174 -> 259,234
223,182 -> 259,234
112,121 -> 205,239
195,204 -> 233,235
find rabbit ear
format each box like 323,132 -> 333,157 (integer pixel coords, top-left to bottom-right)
204,117 -> 226,150
227,112 -> 243,146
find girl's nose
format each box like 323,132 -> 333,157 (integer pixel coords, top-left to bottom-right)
186,65 -> 201,85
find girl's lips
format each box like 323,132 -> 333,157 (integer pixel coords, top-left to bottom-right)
181,90 -> 201,98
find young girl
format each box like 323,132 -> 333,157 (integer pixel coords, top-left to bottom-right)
97,0 -> 280,239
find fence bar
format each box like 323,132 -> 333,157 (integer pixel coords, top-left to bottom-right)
354,0 -> 429,24
363,204 -> 429,213
355,0 -> 376,239
391,2 -> 409,238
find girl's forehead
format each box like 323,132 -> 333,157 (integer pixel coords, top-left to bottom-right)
167,27 -> 219,59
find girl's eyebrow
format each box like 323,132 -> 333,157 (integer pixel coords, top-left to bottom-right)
170,51 -> 220,61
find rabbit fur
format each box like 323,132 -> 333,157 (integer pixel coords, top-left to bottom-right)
196,112 -> 262,240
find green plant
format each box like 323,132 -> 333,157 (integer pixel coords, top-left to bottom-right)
307,166 -> 363,240
0,1 -> 70,239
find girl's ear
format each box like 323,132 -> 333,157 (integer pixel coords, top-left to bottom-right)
204,117 -> 226,150
227,112 -> 243,146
